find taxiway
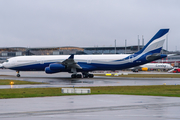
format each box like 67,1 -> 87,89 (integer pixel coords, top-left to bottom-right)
0,69 -> 180,89
0,70 -> 180,120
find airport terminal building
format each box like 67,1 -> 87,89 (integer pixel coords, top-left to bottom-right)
0,45 -> 144,57
0,46 -> 180,67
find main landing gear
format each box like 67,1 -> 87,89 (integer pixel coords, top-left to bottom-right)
16,71 -> 20,77
71,73 -> 94,78
83,73 -> 94,78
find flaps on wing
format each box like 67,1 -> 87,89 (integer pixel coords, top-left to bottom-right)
62,54 -> 82,69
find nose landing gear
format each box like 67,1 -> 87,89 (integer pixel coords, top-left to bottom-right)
16,71 -> 20,77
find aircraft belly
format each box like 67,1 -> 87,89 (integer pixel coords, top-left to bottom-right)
90,62 -> 139,70
9,63 -> 50,71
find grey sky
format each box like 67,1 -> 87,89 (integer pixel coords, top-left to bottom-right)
0,0 -> 180,51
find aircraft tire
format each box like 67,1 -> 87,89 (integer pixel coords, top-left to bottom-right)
82,73 -> 88,78
88,74 -> 94,78
71,74 -> 77,78
17,74 -> 20,77
76,74 -> 82,78
135,69 -> 138,72
83,74 -> 88,78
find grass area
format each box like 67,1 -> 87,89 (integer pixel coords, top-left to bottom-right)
0,85 -> 180,99
90,85 -> 180,97
0,79 -> 47,85
95,74 -> 180,78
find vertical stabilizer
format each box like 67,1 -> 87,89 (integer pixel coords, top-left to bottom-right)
135,29 -> 169,55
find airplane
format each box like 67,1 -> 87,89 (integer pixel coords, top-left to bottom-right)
131,63 -> 173,72
0,29 -> 169,78
168,67 -> 180,73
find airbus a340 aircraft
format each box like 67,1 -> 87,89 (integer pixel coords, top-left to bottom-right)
0,29 -> 169,78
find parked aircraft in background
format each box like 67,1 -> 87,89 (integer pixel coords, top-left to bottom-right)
168,68 -> 180,73
0,29 -> 169,78
131,63 -> 173,72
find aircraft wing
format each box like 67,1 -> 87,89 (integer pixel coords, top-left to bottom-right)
61,54 -> 82,69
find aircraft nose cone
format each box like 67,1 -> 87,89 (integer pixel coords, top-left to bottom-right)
0,63 -> 3,68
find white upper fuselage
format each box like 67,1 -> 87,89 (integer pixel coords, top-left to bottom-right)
2,54 -> 130,70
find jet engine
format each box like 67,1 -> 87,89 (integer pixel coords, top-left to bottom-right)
45,67 -> 61,74
45,63 -> 66,74
49,63 -> 65,71
141,67 -> 148,71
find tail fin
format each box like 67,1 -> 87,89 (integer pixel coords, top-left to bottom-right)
136,29 -> 169,55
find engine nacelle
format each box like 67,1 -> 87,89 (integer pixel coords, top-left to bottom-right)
141,67 -> 148,71
45,67 -> 60,74
49,63 -> 65,71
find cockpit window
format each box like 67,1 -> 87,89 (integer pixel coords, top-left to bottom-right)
6,60 -> 9,62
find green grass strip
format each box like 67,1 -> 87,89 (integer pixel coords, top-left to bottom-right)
95,74 -> 180,78
0,85 -> 180,99
90,85 -> 180,97
0,79 -> 47,85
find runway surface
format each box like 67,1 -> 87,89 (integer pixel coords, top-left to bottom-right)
1,95 -> 180,120
0,69 -> 180,89
1,69 -> 180,120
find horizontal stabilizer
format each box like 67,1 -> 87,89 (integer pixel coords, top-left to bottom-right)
146,54 -> 167,61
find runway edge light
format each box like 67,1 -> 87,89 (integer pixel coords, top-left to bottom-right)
10,81 -> 14,85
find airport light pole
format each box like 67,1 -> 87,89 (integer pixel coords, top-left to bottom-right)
115,39 -> 116,54
125,39 -> 127,54
166,34 -> 168,54
138,35 -> 140,51
142,35 -> 144,47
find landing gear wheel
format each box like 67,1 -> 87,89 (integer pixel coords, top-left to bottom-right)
17,74 -> 20,77
71,74 -> 77,78
82,73 -> 88,78
16,71 -> 20,77
71,74 -> 82,78
71,73 -> 94,78
76,74 -> 82,78
83,74 -> 88,78
88,74 -> 94,78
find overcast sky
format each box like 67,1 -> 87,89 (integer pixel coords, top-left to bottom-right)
0,0 -> 180,51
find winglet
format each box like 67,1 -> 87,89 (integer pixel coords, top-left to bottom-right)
68,54 -> 74,59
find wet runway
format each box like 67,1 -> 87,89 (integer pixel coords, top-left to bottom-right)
1,70 -> 180,120
1,95 -> 180,120
0,69 -> 180,89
